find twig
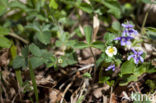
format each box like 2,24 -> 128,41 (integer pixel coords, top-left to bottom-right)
9,33 -> 29,44
60,82 -> 73,103
78,64 -> 94,71
109,86 -> 113,103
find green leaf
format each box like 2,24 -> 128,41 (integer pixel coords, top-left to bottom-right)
120,60 -> 136,75
0,26 -> 10,36
0,36 -> 11,48
142,0 -> 156,4
79,3 -> 93,14
99,76 -> 110,83
30,57 -> 44,69
49,0 -> 58,9
91,41 -> 105,50
104,32 -> 116,43
83,72 -> 91,78
0,0 -> 8,16
98,0 -> 121,18
29,44 -> 41,57
9,1 -> 30,12
13,56 -> 25,69
36,31 -> 51,45
84,25 -> 92,44
112,21 -> 121,31
146,27 -> 156,40
74,41 -> 89,49
21,46 -> 29,57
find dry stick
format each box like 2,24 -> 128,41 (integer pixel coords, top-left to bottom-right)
60,82 -> 73,103
9,33 -> 29,44
109,86 -> 113,103
135,82 -> 141,93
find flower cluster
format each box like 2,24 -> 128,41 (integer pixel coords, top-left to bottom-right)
114,22 -> 138,47
105,22 -> 144,71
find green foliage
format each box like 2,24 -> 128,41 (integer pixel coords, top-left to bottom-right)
26,22 -> 51,45
112,21 -> 121,32
120,59 -> 136,75
145,27 -> 156,41
104,32 -> 116,43
49,0 -> 58,9
120,62 -> 156,86
0,0 -> 8,16
83,72 -> 91,78
29,61 -> 39,103
59,52 -> 77,67
84,25 -> 93,44
0,26 -> 11,48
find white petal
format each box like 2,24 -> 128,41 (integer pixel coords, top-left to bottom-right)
107,53 -> 113,57
113,47 -> 117,55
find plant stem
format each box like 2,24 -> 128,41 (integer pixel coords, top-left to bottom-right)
9,33 -> 29,44
141,11 -> 149,35
89,47 -> 96,78
29,62 -> 39,103
15,70 -> 23,88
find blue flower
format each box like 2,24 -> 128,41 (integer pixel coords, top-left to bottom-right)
114,36 -> 134,46
122,23 -> 138,36
128,48 -> 144,64
105,64 -> 115,71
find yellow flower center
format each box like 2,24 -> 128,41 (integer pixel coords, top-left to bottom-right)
108,48 -> 114,53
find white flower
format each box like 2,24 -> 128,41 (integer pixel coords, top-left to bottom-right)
105,46 -> 117,57
58,58 -> 63,64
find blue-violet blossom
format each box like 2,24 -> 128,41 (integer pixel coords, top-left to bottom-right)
114,36 -> 134,46
122,23 -> 138,36
128,49 -> 144,64
105,64 -> 115,71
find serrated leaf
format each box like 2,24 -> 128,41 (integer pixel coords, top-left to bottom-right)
36,31 -> 51,45
0,36 -> 11,48
13,56 -> 25,69
29,44 -> 41,57
84,25 -> 92,44
30,57 -> 44,69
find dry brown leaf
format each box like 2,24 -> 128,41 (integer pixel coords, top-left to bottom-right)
49,89 -> 62,103
110,93 -> 117,103
93,84 -> 110,98
0,49 -> 9,67
93,15 -> 100,42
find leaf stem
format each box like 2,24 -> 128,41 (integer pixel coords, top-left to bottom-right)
29,61 -> 39,103
89,47 -> 96,78
141,11 -> 149,35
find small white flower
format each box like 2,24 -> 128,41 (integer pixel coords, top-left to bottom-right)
58,58 -> 63,64
105,46 -> 117,57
